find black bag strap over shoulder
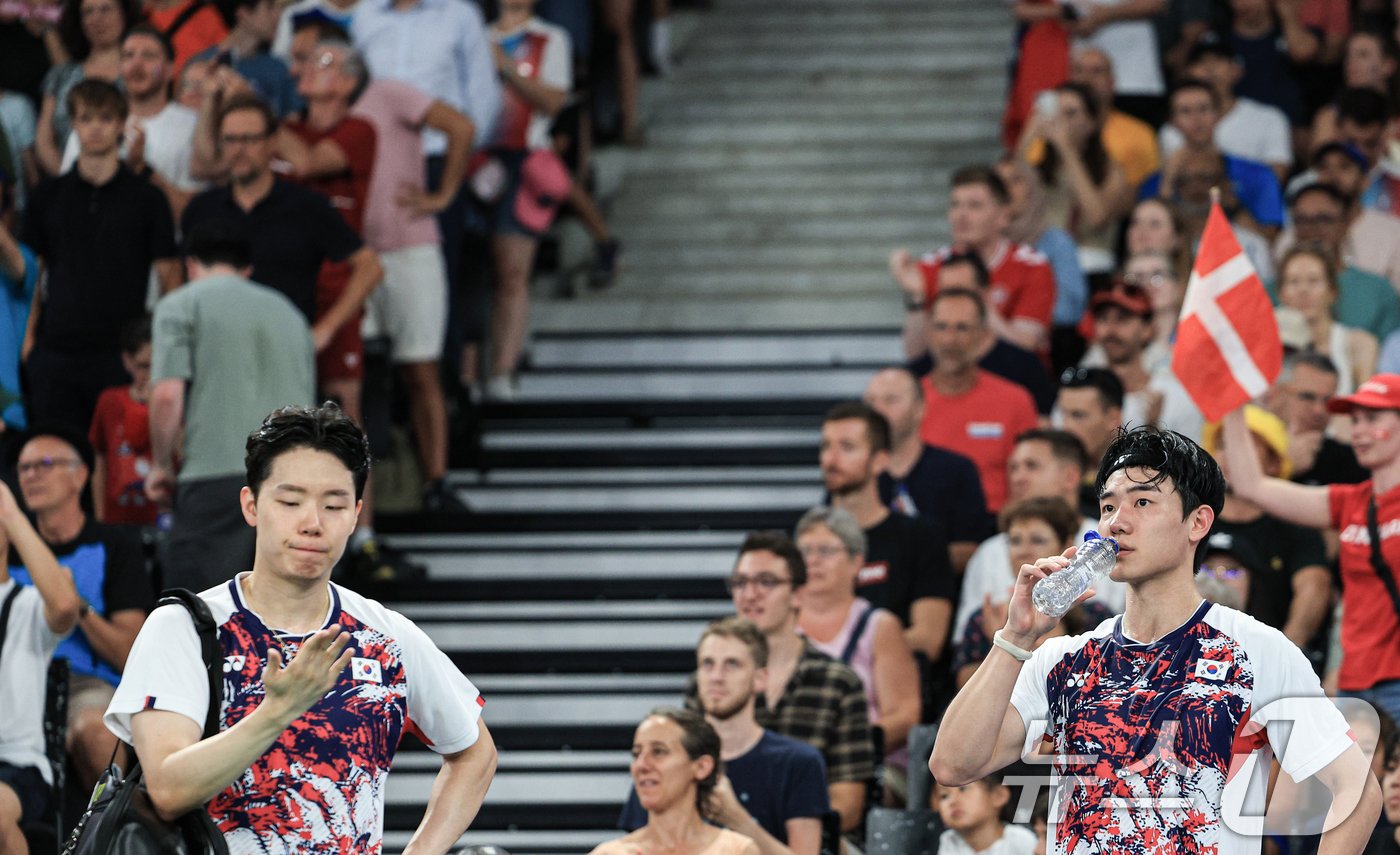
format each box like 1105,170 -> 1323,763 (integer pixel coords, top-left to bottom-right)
158,588 -> 223,740
0,582 -> 23,672
840,604 -> 877,666
1364,497 -> 1400,627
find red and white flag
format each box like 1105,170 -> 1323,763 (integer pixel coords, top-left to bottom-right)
1170,203 -> 1282,422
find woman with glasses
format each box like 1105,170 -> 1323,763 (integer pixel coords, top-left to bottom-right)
1277,244 -> 1377,395
592,709 -> 759,855
792,507 -> 920,786
1121,250 -> 1185,351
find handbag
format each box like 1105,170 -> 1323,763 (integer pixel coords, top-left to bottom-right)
61,589 -> 229,855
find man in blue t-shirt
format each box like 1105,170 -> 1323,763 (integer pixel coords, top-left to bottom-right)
1140,80 -> 1283,237
619,617 -> 830,854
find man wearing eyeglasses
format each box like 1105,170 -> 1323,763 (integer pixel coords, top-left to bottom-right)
182,93 -> 382,360
697,531 -> 875,834
10,423 -> 154,793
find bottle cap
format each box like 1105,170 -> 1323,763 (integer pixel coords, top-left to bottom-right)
1083,531 -> 1120,554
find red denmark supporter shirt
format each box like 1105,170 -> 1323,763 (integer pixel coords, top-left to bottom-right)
1328,480 -> 1400,691
105,575 -> 484,854
918,240 -> 1056,331
919,371 -> 1038,513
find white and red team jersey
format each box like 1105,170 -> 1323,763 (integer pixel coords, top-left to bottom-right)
490,16 -> 572,152
1328,480 -> 1400,692
918,240 -> 1056,331
1011,601 -> 1353,855
105,575 -> 484,854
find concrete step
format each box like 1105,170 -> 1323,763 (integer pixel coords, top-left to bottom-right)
531,295 -> 903,332
609,189 -> 946,221
527,331 -> 901,368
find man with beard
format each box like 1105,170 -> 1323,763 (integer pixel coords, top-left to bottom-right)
699,532 -> 873,833
918,288 -> 1039,514
862,366 -> 988,572
617,618 -> 830,855
182,94 -> 381,360
820,401 -> 955,662
1082,282 -> 1164,429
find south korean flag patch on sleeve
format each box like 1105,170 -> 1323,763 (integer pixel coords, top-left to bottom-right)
352,657 -> 383,684
1194,658 -> 1230,681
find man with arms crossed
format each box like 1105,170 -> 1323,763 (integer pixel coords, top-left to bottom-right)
106,403 -> 496,852
932,426 -> 1380,854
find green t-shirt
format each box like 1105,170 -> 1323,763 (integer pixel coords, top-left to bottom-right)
151,274 -> 315,481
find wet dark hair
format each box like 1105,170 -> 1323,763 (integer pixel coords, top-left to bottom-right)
245,402 -> 372,498
1096,426 -> 1224,563
736,530 -> 807,588
645,707 -> 722,819
824,401 -> 892,454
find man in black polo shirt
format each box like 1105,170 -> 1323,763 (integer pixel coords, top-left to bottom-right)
818,401 -> 955,663
22,80 -> 179,434
181,93 -> 381,351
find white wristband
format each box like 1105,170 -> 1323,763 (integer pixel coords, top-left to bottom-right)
993,630 -> 1034,662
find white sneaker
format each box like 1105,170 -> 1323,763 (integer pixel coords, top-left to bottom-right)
486,375 -> 517,401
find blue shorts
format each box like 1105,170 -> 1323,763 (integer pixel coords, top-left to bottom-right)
487,149 -> 542,239
0,761 -> 50,824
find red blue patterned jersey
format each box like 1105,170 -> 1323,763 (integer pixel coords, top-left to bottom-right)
1011,601 -> 1353,855
105,575 -> 484,854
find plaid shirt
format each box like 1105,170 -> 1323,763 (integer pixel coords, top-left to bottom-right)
687,641 -> 875,785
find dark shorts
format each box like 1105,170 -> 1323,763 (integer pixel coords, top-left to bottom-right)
0,761 -> 50,824
488,149 -> 541,239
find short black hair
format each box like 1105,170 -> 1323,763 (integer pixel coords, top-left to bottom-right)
736,530 -> 807,588
1170,78 -> 1220,111
290,8 -> 350,41
1289,181 -> 1351,211
1185,38 -> 1237,67
1059,365 -> 1125,410
1337,86 -> 1392,126
1095,425 -> 1225,523
183,219 -> 253,269
245,402 -> 372,499
123,23 -> 174,61
940,250 -> 991,288
823,401 -> 892,454
950,165 -> 1010,205
119,314 -> 151,355
1016,427 -> 1091,475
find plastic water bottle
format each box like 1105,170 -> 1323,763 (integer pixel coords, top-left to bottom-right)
1031,532 -> 1119,618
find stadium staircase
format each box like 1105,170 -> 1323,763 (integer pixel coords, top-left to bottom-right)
375,1 -> 1007,852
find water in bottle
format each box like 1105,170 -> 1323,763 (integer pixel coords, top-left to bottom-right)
1031,532 -> 1119,618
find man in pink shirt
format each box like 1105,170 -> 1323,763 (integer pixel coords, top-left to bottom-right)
919,288 -> 1040,513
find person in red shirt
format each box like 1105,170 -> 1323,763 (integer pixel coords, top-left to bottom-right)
919,289 -> 1040,513
144,0 -> 228,77
1220,375 -> 1400,724
890,165 -> 1056,360
88,315 -> 158,526
274,38 -> 376,424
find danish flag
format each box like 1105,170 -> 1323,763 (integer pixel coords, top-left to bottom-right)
1170,203 -> 1282,421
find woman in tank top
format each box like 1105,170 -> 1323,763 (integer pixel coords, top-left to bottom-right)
590,709 -> 759,855
792,507 -> 921,771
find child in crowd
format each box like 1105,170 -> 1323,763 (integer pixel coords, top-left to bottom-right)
88,315 -> 157,526
933,770 -> 1038,855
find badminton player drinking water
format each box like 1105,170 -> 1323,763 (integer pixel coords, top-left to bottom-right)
930,426 -> 1380,854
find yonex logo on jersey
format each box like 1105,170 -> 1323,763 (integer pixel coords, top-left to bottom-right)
1194,658 -> 1230,680
352,657 -> 382,683
223,655 -> 246,672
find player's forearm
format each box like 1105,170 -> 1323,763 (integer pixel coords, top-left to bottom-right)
144,701 -> 304,820
402,725 -> 498,855
931,646 -> 1023,785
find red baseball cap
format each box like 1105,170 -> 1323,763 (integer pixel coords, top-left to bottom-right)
1090,281 -> 1153,320
1326,374 -> 1400,413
